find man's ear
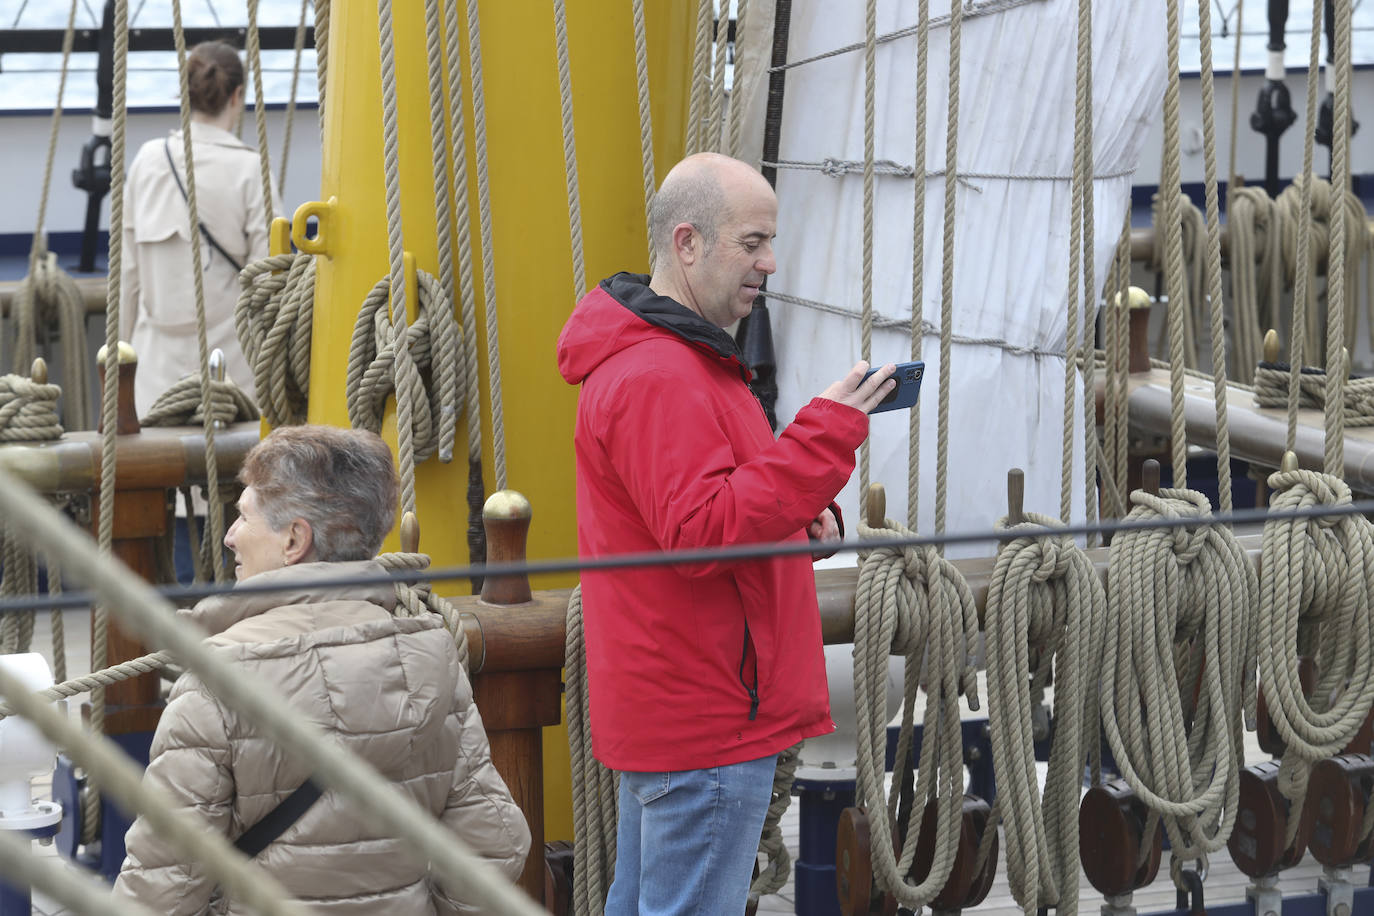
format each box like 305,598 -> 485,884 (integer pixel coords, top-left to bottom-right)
671,222 -> 699,265
283,518 -> 315,565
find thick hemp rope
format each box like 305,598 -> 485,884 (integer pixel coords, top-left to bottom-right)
631,0 -> 656,263
905,0 -> 930,529
853,515 -> 980,909
1253,359 -> 1374,424
685,0 -> 713,155
552,0 -> 587,299
984,510 -> 1105,916
346,270 -> 463,469
1226,186 -> 1282,383
0,373 -> 63,441
1161,0 -> 1190,489
235,252 -> 315,426
462,0 -> 510,490
933,0 -> 963,538
1196,0 -> 1234,513
706,0 -> 730,153
376,550 -> 472,672
0,651 -> 170,721
565,585 -> 619,916
245,0 -> 276,226
140,375 -> 259,427
858,0 -> 876,497
1150,193 -> 1208,372
277,0 -> 310,191
440,0 -> 489,567
0,824 -> 157,916
1075,0 -> 1099,541
1,522 -> 39,655
1258,465 -> 1374,847
0,463 -> 546,916
1099,487 -> 1257,866
1324,0 -> 1355,476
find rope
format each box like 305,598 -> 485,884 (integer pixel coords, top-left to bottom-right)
90,0 -> 130,841
1226,0 -> 1243,202
0,373 -> 63,442
1226,187 -> 1281,384
420,0 -> 460,464
1076,0 -> 1099,543
0,651 -> 170,721
907,0 -> 930,529
8,254 -> 91,431
0,462 -> 547,916
376,551 -> 471,672
1103,224 -> 1131,518
1196,0 -> 1232,513
1162,0 -> 1188,489
375,0 -> 424,516
140,375 -> 258,427
278,0 -> 310,192
686,0 -> 713,155
859,0 -> 876,498
0,826 -> 157,916
984,512 -> 1105,916
706,0 -> 729,153
1258,466 -> 1374,847
565,586 -> 618,916
313,0 -> 328,136
551,0 -> 587,299
48,552 -> 66,683
1252,361 -> 1374,424
762,157 -> 1135,183
726,0 -> 749,157
1061,0 -> 1088,527
246,0 -> 275,225
748,741 -> 800,905
346,270 -> 464,472
631,0 -> 656,263
171,0 -> 228,585
463,0 -> 509,490
1149,195 -> 1208,372
235,252 -> 315,427
1325,0 -> 1354,477
1,525 -> 38,655
1099,487 -> 1257,862
1288,0 -> 1325,455
853,516 -> 980,909
934,0 -> 962,538
441,0 -> 488,568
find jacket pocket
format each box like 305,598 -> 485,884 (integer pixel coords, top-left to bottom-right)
622,770 -> 671,805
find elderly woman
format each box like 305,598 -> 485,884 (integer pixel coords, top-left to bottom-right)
113,425 -> 530,913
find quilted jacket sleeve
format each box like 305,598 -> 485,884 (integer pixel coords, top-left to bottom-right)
111,684 -> 234,914
432,672 -> 532,914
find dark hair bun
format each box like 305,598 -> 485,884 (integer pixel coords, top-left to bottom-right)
187,41 -> 244,116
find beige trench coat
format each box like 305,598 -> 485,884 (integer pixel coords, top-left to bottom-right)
111,560 -> 531,914
119,122 -> 283,417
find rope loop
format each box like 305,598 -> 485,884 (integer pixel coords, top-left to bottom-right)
375,550 -> 471,672
236,252 -> 315,427
141,376 -> 259,427
346,271 -> 463,466
0,374 -> 64,442
8,252 -> 91,430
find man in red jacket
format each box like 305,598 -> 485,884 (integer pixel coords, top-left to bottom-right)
556,152 -> 895,915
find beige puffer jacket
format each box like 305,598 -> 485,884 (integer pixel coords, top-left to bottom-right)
112,560 -> 531,914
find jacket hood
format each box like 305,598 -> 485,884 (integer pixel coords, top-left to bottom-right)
557,272 -> 750,385
184,559 -> 397,636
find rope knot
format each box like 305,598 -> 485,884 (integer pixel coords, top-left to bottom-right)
1129,488 -> 1212,565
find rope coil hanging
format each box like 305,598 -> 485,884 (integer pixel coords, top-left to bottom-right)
236,252 -> 315,427
1099,486 -> 1257,863
853,513 -> 980,910
7,254 -> 91,431
983,507 -> 1105,916
1258,464 -> 1374,846
141,375 -> 259,428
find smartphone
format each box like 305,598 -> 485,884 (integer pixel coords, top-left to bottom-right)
862,360 -> 925,414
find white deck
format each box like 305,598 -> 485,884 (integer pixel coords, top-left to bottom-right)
11,614 -> 1372,915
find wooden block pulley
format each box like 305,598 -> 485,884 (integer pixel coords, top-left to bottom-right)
1228,760 -> 1310,877
1302,753 -> 1374,868
1078,778 -> 1163,897
836,806 -> 883,916
907,794 -> 998,910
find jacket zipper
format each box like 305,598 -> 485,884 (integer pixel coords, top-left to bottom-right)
738,622 -> 760,721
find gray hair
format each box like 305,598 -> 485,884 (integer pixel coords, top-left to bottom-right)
239,426 -> 398,562
648,165 -> 728,261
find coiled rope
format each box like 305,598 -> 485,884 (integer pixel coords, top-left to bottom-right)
377,550 -> 472,672
1253,359 -> 1374,424
1226,186 -> 1283,383
235,252 -> 315,426
1150,192 -> 1207,374
983,510 -> 1105,916
1099,487 -> 1257,864
1258,465 -> 1374,847
141,375 -> 259,427
0,372 -> 63,442
853,515 -> 980,910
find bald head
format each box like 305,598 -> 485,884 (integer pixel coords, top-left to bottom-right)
648,153 -> 773,262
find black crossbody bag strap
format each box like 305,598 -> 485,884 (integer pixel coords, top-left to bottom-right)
162,137 -> 245,274
233,779 -> 323,858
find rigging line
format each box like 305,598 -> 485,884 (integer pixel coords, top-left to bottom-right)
10,0 -> 29,30
767,0 -> 1041,74
130,0 -> 147,27
80,0 -> 99,29
4,486 -> 1361,617
202,0 -> 221,27
761,158 -> 1135,181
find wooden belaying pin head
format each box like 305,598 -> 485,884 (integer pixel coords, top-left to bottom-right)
399,511 -> 420,554
1141,458 -> 1161,496
480,489 -> 533,606
864,483 -> 886,529
1263,329 -> 1280,364
1006,468 -> 1025,526
95,340 -> 139,435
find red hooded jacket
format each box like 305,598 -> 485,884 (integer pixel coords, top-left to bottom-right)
556,273 -> 870,771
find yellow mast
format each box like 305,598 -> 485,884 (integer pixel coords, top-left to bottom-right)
298,0 -> 696,842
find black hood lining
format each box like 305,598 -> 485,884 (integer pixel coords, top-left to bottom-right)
600,272 -> 746,366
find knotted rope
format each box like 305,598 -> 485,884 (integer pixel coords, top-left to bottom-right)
236,251 -> 315,427
376,550 -> 471,672
984,512 -> 1105,916
1253,360 -> 1374,425
1100,488 -> 1257,863
564,585 -> 618,916
7,253 -> 91,431
853,516 -> 980,910
345,270 -> 463,468
0,374 -> 63,442
1258,466 -> 1374,846
141,375 -> 259,427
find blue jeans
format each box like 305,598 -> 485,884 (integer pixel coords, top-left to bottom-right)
605,754 -> 777,916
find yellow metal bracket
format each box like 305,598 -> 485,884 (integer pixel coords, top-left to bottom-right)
291,196 -> 338,257
268,217 -> 292,257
